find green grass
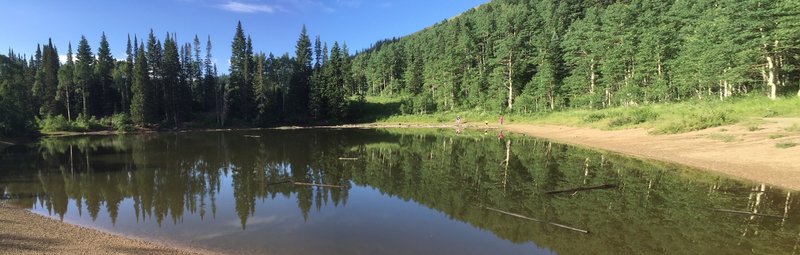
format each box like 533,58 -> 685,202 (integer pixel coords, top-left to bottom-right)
707,133 -> 738,143
785,124 -> 800,132
359,95 -> 800,134
38,113 -> 133,133
776,141 -> 798,148
745,122 -> 762,131
769,134 -> 787,139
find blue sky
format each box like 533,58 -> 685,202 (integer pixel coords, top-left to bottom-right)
0,0 -> 488,73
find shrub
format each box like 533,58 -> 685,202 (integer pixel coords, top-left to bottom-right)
608,108 -> 658,127
776,141 -> 797,149
582,113 -> 606,123
653,111 -> 737,134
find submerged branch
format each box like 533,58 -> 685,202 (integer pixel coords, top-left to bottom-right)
711,208 -> 783,218
483,206 -> 589,234
265,180 -> 345,188
545,184 -> 618,195
294,182 -> 345,188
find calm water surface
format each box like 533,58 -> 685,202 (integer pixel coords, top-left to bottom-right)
1,129 -> 799,254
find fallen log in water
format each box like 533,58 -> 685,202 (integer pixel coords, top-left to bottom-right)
265,180 -> 345,188
266,180 -> 292,186
338,157 -> 359,161
483,207 -> 589,234
545,184 -> 618,195
711,208 -> 783,218
294,182 -> 345,188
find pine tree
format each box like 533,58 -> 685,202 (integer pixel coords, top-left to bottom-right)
57,42 -> 75,121
123,34 -> 134,113
131,41 -> 150,124
33,39 -> 60,116
146,30 -> 164,122
290,25 -> 312,118
95,32 -> 115,116
0,54 -> 37,136
74,36 -> 94,116
162,34 -> 181,127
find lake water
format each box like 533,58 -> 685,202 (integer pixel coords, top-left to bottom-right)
1,129 -> 799,254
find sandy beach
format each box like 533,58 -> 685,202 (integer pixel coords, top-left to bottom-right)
0,202 -> 215,255
504,118 -> 800,191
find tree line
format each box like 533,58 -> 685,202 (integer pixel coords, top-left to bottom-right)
351,0 -> 800,113
2,0 -> 799,137
0,22 -> 354,137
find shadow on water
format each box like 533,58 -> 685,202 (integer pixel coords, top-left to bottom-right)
1,129 -> 799,254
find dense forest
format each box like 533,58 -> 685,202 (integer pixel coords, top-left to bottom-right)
353,0 -> 800,114
1,0 -> 799,137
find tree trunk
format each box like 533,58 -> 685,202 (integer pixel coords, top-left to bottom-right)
507,51 -> 514,111
65,87 -> 72,121
767,55 -> 777,100
82,90 -> 88,117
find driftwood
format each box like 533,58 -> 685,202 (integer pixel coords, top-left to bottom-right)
483,207 -> 589,234
293,182 -> 345,188
545,184 -> 618,195
266,180 -> 292,186
338,157 -> 359,161
711,208 -> 783,218
265,180 -> 344,188
243,135 -> 261,138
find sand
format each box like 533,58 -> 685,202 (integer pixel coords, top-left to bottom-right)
0,202 -> 216,255
503,118 -> 800,191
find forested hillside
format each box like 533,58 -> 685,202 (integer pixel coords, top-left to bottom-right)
1,0 -> 799,137
352,0 -> 800,113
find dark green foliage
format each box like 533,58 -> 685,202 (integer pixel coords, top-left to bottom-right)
162,34 -> 181,127
74,36 -> 93,116
0,54 -> 37,136
5,0 -> 800,135
351,0 -> 800,114
56,43 -> 76,121
607,108 -> 659,127
94,33 -> 115,116
32,39 -> 60,116
130,41 -> 149,125
290,26 -> 312,118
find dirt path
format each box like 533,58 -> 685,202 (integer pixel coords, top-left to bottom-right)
504,118 -> 800,190
0,202 -> 218,255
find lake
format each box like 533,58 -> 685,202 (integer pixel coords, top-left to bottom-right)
1,128 -> 799,254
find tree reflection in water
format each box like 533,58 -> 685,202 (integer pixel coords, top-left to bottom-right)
1,129 -> 799,254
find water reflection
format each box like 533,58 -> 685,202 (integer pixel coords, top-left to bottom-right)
1,129 -> 799,254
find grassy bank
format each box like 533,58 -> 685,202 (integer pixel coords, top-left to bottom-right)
359,95 -> 800,134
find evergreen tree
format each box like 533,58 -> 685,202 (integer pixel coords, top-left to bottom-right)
162,34 -> 181,127
146,30 -> 164,122
32,39 -> 60,116
131,41 -> 150,124
74,36 -> 94,116
290,25 -> 312,118
95,32 -> 115,116
57,42 -> 75,121
0,54 -> 37,136
123,34 -> 134,113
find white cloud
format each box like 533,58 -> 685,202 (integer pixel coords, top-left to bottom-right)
219,1 -> 276,13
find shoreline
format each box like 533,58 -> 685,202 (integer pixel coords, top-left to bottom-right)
0,202 -> 217,255
9,121 -> 800,191
2,120 -> 798,253
503,120 -> 800,191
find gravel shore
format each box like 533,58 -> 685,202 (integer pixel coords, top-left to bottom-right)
0,202 -> 216,255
